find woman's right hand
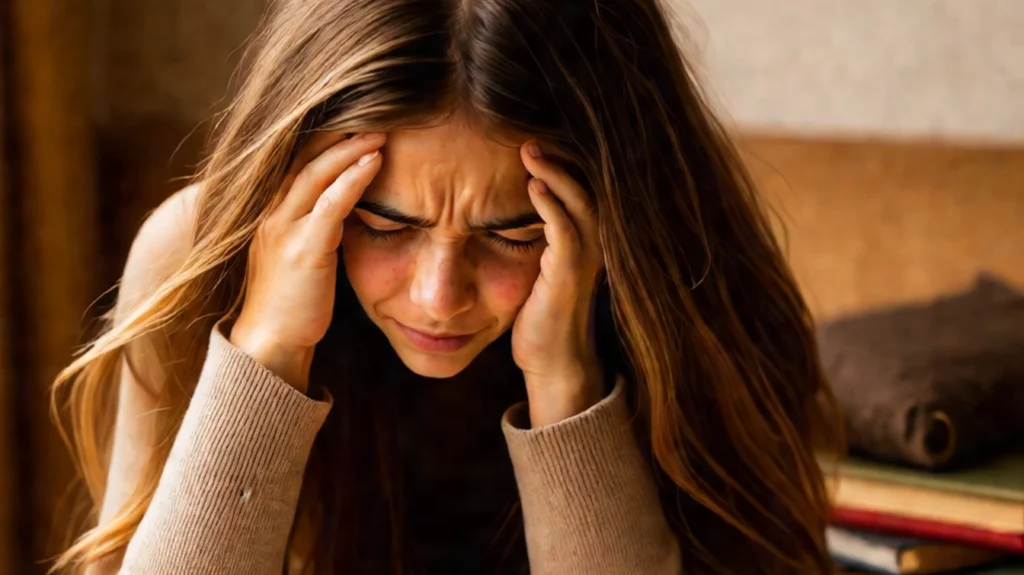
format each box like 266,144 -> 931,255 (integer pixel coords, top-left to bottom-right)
230,131 -> 386,392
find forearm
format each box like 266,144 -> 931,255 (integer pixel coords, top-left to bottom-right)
120,323 -> 330,574
502,379 -> 682,575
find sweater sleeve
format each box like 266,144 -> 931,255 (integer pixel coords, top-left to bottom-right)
120,321 -> 332,574
501,378 -> 682,575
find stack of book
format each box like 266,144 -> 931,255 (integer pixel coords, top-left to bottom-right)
825,451 -> 1024,574
814,274 -> 1024,573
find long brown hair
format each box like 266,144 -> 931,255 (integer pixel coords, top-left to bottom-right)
52,0 -> 839,572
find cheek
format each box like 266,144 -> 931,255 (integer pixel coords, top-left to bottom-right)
341,236 -> 410,303
478,256 -> 540,315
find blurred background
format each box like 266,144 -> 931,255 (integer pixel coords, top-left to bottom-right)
0,0 -> 1021,573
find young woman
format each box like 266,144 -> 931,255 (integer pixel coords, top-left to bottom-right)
52,0 -> 838,573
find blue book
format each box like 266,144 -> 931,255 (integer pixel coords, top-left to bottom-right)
828,526 -> 1007,574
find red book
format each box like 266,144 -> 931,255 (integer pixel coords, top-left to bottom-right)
833,507 -> 1024,553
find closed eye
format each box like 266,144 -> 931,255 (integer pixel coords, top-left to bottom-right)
354,207 -> 544,253
354,210 -> 411,242
355,218 -> 410,243
486,230 -> 544,253
361,226 -> 410,242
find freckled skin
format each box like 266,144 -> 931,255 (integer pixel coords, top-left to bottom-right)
341,120 -> 543,378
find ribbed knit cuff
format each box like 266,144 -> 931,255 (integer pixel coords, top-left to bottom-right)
501,378 -> 644,511
501,378 -> 681,574
191,321 -> 333,480
122,320 -> 332,574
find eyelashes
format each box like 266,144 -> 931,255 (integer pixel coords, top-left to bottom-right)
360,227 -> 407,243
359,226 -> 543,254
486,233 -> 543,254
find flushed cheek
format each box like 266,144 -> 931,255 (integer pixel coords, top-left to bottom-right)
478,258 -> 539,320
342,241 -> 411,303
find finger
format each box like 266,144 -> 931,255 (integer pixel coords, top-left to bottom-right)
291,130 -> 352,174
520,142 -> 598,241
276,132 -> 387,221
268,131 -> 352,211
301,148 -> 382,253
528,177 -> 581,268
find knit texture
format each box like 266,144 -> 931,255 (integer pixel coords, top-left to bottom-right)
119,325 -> 681,574
121,323 -> 332,573
502,379 -> 683,575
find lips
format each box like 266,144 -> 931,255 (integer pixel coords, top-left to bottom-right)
395,321 -> 477,353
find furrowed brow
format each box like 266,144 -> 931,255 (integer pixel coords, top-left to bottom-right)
354,200 -> 435,228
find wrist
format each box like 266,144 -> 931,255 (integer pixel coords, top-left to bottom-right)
229,322 -> 314,393
523,362 -> 605,428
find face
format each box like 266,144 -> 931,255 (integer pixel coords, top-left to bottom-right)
341,121 -> 544,378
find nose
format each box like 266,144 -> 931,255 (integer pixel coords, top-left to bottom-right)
409,244 -> 476,322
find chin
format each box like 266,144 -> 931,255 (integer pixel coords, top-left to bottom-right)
392,346 -> 477,379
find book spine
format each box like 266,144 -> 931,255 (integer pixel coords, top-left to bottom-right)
833,507 -> 1024,553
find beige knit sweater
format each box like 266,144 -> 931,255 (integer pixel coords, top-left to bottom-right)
116,321 -> 681,574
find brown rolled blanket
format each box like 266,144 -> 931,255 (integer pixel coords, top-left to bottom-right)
817,274 -> 1024,470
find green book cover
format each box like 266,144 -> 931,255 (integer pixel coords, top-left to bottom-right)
821,451 -> 1024,503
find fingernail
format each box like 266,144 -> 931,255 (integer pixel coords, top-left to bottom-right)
526,143 -> 543,158
357,150 -> 379,166
529,178 -> 547,194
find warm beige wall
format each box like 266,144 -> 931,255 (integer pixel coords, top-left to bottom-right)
741,136 -> 1024,319
676,0 -> 1024,144
673,0 -> 1024,314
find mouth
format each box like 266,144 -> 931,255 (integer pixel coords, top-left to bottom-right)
394,321 -> 478,353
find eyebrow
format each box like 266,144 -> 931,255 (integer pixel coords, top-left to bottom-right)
355,200 -> 543,232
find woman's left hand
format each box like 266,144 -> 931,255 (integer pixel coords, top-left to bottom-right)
512,141 -> 606,428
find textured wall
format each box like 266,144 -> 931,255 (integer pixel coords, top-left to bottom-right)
742,136 -> 1024,319
676,0 -> 1024,143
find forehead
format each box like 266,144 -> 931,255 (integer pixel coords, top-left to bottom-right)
363,121 -> 532,220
